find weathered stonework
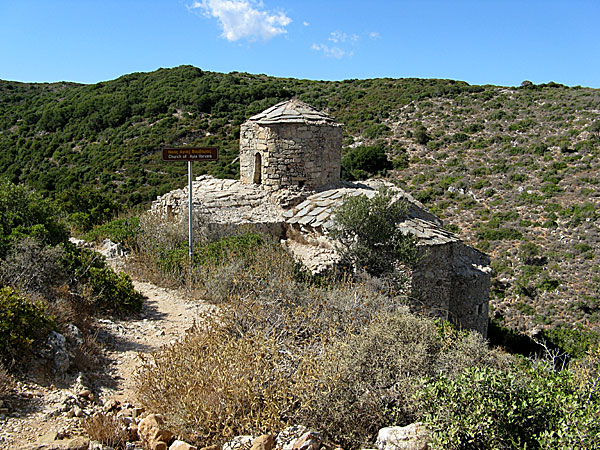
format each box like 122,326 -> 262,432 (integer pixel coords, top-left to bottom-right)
239,99 -> 342,190
151,100 -> 492,335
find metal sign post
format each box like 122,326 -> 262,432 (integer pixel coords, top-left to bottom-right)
161,146 -> 219,262
188,160 -> 193,261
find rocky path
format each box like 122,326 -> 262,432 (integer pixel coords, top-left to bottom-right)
0,278 -> 210,449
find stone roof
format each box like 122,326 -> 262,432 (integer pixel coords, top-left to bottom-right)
247,99 -> 339,125
283,182 -> 459,246
151,177 -> 459,249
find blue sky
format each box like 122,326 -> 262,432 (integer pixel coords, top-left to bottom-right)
1,0 -> 599,87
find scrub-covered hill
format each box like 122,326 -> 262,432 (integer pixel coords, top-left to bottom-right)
1,65 -> 599,340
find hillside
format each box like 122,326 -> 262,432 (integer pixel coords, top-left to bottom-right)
1,66 -> 599,339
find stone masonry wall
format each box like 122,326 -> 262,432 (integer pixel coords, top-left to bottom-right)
240,122 -> 342,189
411,241 -> 490,335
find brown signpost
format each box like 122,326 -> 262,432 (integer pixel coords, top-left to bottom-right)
161,146 -> 219,263
162,146 -> 219,162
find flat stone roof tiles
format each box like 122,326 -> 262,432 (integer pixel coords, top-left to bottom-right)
247,99 -> 339,125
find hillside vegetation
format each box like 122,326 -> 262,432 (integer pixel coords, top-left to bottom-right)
0,65 -> 599,341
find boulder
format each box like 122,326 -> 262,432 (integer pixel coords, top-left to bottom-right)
41,331 -> 70,374
139,414 -> 174,450
170,440 -> 198,450
251,435 -> 274,450
375,423 -> 429,450
100,238 -> 128,259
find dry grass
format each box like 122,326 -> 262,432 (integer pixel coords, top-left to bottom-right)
83,412 -> 130,450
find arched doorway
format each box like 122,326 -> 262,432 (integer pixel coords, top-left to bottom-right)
253,153 -> 262,184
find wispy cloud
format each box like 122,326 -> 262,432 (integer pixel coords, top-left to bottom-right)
328,31 -> 358,44
311,43 -> 353,59
189,0 -> 291,42
312,29 -> 377,59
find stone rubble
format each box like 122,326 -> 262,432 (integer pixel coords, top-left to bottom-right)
375,423 -> 430,450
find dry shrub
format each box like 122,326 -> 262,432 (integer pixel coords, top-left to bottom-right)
0,237 -> 66,297
134,245 -> 407,448
135,320 -> 297,446
83,412 -> 130,449
127,213 -> 189,285
294,315 -> 509,449
134,238 -> 508,450
295,313 -> 441,448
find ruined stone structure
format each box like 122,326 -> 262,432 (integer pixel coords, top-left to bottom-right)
152,100 -> 491,335
239,99 -> 342,190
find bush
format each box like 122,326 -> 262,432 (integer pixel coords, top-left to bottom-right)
341,145 -> 392,181
539,326 -> 600,359
0,180 -> 68,257
0,237 -> 66,297
331,188 -> 419,278
87,267 -> 143,314
295,315 -> 504,449
135,247 -> 506,450
63,243 -> 143,314
83,413 -> 130,450
414,123 -> 431,145
0,287 -> 55,364
55,186 -> 121,233
420,364 -> 566,450
83,216 -> 140,246
421,359 -> 600,450
136,321 -> 296,445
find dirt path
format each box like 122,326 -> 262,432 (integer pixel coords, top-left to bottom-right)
0,277 -> 211,449
94,280 -> 212,402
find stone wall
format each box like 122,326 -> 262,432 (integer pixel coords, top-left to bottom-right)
240,122 -> 342,189
411,242 -> 490,335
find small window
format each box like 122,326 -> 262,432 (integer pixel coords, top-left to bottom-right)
253,153 -> 262,184
477,304 -> 483,315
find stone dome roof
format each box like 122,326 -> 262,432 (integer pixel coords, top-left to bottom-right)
247,99 -> 339,125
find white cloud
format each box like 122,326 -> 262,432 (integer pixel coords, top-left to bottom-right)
311,43 -> 353,59
368,31 -> 381,40
303,21 -> 310,27
328,31 -> 358,44
190,0 -> 291,42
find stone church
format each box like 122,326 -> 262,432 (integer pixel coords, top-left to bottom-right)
152,99 -> 492,335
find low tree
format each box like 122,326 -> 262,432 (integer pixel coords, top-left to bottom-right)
331,188 -> 419,278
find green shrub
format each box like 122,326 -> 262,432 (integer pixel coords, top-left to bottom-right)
476,227 -> 523,241
63,243 -> 143,314
87,267 -> 143,314
0,180 -> 68,257
195,233 -> 263,266
539,326 -> 600,359
331,188 -> 419,277
0,287 -> 55,363
55,186 -> 121,233
414,123 -> 431,144
420,364 -> 570,450
84,216 -> 140,245
341,145 -> 392,181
